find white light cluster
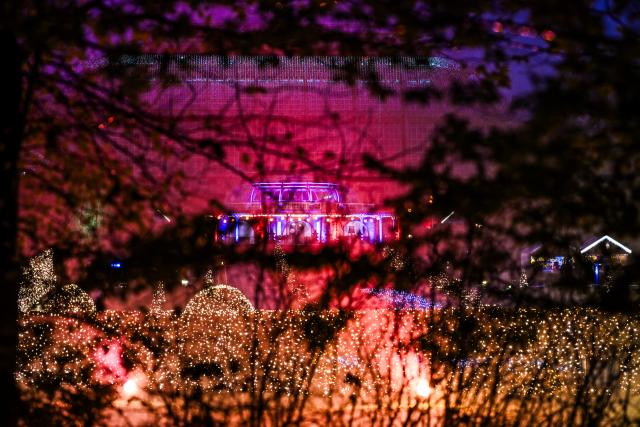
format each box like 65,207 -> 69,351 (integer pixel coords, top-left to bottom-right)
18,249 -> 56,313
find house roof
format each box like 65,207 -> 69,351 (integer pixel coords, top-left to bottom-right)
580,235 -> 632,254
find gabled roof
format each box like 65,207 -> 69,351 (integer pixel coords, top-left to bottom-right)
580,235 -> 632,254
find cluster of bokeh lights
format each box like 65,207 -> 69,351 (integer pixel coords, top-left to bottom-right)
16,251 -> 640,424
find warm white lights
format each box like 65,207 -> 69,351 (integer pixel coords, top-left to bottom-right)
415,378 -> 431,398
122,378 -> 139,397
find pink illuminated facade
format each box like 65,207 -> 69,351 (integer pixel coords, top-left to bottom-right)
136,55 -> 475,210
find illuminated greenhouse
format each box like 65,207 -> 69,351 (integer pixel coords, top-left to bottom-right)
216,181 -> 397,244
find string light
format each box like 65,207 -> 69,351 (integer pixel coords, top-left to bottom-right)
150,282 -> 170,318
39,283 -> 97,316
16,252 -> 640,423
18,249 -> 56,314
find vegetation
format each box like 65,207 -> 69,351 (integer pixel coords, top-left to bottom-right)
3,0 -> 640,425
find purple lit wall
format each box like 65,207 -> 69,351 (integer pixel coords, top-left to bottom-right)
139,56 -> 481,211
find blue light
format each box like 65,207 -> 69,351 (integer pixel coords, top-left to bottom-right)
110,261 -> 122,269
363,288 -> 439,310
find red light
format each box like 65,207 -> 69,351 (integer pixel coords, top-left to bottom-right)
492,22 -> 503,33
98,123 -> 106,129
107,116 -> 115,123
541,30 -> 556,42
519,26 -> 533,37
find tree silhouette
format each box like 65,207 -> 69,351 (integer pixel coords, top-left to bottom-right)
4,0 -> 640,425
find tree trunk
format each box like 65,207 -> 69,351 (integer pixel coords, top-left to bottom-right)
0,30 -> 22,427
